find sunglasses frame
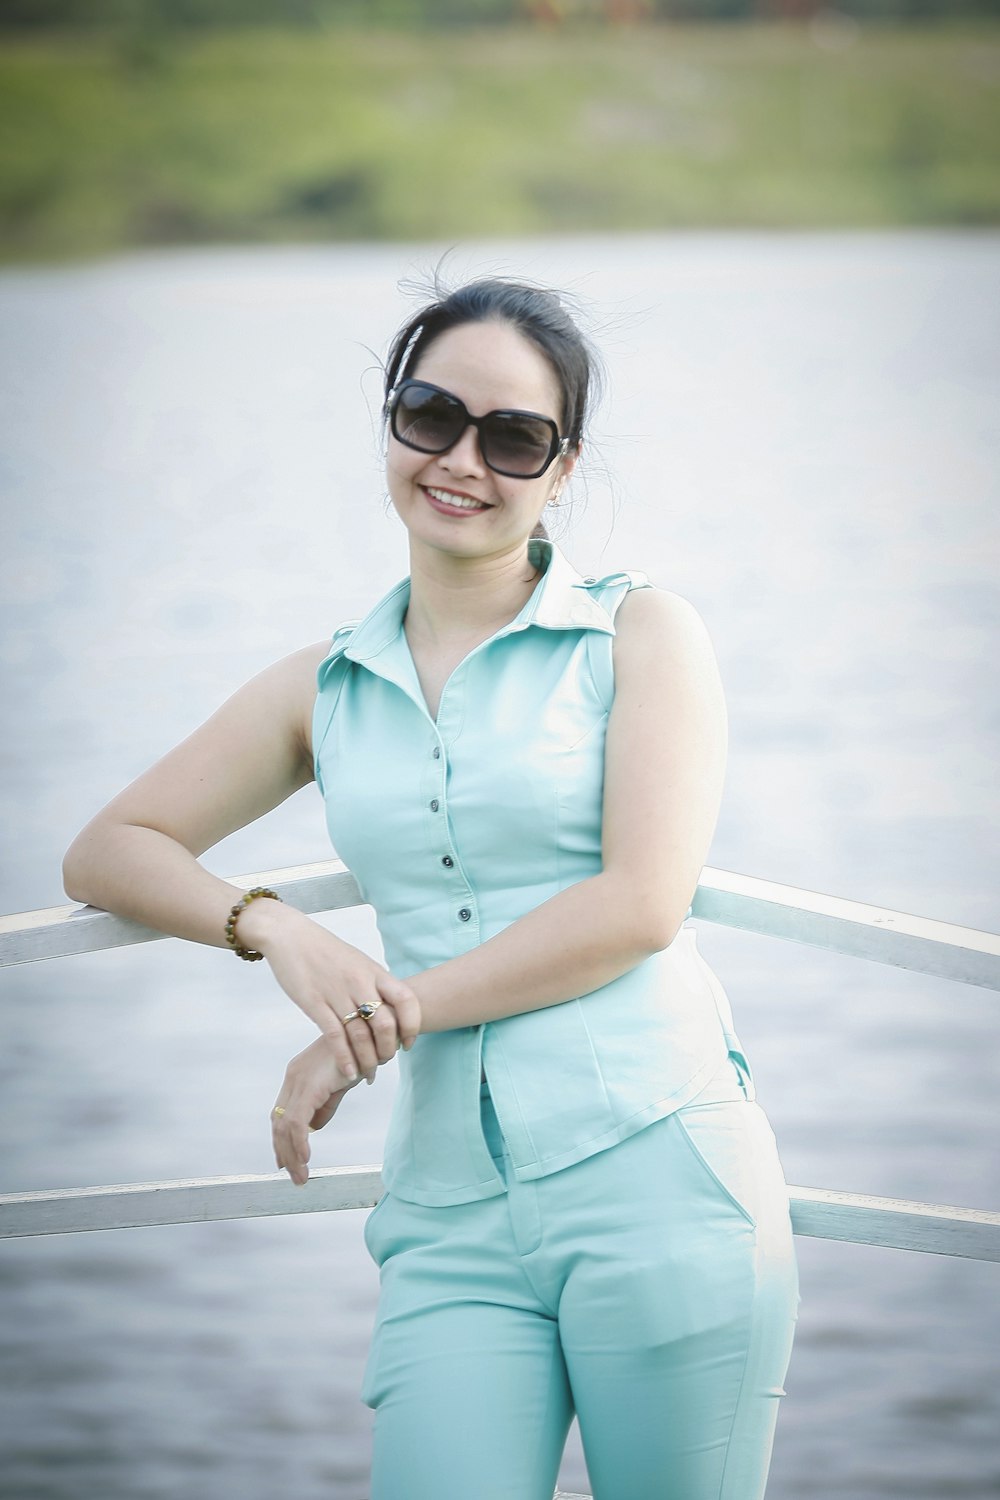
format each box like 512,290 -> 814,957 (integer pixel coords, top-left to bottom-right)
388,378 -> 570,480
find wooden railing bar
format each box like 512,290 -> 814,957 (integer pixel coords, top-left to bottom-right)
0,1166 -> 384,1238
1,1172 -> 997,1261
2,862 -> 999,989
691,870 -> 1000,990
788,1186 -> 1000,1261
0,861 -> 362,967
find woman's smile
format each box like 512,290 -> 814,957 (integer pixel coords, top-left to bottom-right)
422,484 -> 495,516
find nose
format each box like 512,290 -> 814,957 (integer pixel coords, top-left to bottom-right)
438,421 -> 487,477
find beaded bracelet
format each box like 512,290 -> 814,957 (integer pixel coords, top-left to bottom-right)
225,886 -> 282,961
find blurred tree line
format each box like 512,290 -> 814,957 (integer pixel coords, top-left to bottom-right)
2,0 -> 998,26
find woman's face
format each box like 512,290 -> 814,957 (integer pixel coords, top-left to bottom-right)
386,319 -> 576,562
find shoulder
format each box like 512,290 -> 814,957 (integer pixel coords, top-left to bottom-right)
249,640 -> 337,767
606,587 -> 727,755
265,639 -> 333,696
612,586 -> 719,680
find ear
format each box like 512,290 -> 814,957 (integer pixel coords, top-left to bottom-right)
549,444 -> 579,503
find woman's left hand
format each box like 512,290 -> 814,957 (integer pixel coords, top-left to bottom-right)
271,1034 -> 365,1186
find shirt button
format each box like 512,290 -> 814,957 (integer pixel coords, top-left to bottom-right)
458,907 -> 471,922
432,746 -> 441,759
429,798 -> 440,812
441,855 -> 454,868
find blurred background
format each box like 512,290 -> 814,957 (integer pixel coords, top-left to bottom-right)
1,5 -> 999,1500
1,0 -> 999,260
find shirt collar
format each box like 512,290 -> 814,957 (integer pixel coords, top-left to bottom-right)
339,538 -> 616,667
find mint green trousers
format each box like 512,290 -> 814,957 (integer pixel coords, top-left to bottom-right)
361,1056 -> 800,1500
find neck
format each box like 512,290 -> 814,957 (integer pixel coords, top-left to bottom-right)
404,539 -> 546,646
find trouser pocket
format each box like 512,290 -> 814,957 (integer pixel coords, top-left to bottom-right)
672,1100 -> 760,1228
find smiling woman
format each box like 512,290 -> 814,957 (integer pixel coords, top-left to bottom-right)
61,274 -> 799,1500
385,319 -> 574,567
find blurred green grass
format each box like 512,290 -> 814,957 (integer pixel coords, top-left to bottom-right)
2,22 -> 999,261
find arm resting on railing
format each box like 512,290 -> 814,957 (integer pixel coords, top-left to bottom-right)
60,647 -> 420,1080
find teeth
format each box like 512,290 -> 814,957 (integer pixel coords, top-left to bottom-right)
427,488 -> 489,511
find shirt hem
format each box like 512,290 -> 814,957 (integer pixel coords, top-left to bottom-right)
381,1051 -> 724,1206
507,1052 -> 723,1182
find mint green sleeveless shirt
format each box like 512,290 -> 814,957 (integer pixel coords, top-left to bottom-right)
312,539 -> 750,1206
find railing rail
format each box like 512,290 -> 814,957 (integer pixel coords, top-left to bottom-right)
1,1168 -> 998,1260
3,862 -> 998,1260
2,860 -> 999,988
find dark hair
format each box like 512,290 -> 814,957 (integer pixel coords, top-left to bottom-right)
383,277 -> 597,453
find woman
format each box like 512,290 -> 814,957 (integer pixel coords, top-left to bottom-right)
64,277 -> 799,1500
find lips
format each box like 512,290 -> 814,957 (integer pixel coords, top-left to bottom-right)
423,486 -> 493,515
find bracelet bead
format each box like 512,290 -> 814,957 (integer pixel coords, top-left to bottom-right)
225,886 -> 282,961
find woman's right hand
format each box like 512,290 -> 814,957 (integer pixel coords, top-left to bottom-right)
271,1034 -> 359,1186
240,900 -> 421,1081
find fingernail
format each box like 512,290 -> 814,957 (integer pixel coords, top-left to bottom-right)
344,1066 -> 358,1081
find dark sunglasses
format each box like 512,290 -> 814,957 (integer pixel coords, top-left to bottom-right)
388,378 -> 570,480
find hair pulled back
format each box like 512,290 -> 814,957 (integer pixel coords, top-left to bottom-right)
383,277 -> 596,452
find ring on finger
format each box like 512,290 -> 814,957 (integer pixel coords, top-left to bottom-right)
341,1000 -> 383,1025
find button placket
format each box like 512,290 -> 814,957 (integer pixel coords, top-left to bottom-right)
427,727 -> 460,886
454,896 -> 479,943
422,730 -> 447,825
431,682 -> 476,942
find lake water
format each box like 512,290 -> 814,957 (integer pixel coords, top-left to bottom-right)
1,233 -> 998,1499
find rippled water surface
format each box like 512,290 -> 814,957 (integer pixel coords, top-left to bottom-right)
1,233 -> 999,1499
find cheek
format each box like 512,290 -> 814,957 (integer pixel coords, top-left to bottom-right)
385,440 -> 424,491
526,477 -> 557,516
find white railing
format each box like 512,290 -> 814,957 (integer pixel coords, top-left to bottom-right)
2,861 -> 999,1261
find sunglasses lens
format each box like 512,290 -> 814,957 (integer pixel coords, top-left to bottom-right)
392,384 -> 463,454
481,413 -> 556,477
391,381 -> 559,478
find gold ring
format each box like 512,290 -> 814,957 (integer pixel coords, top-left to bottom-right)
272,1106 -> 286,1118
343,1000 -> 382,1025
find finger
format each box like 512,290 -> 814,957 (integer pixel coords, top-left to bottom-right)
376,978 -> 422,1049
272,1108 -> 311,1186
365,1004 -> 401,1065
271,1111 -> 297,1182
341,1016 -> 379,1076
288,1118 -> 311,1182
271,1106 -> 303,1181
317,1022 -> 361,1082
310,1093 -> 344,1131
270,1081 -> 312,1184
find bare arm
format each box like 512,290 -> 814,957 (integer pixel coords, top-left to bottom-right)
65,647 -> 319,924
63,642 -> 420,1077
63,644 -> 325,940
408,587 -> 728,1031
